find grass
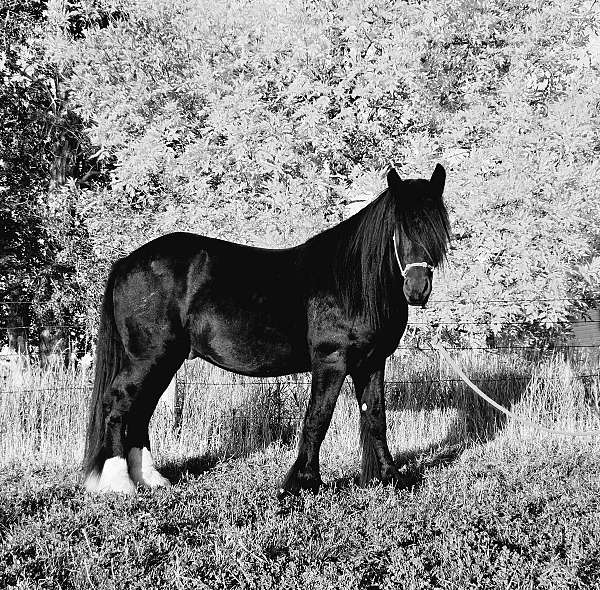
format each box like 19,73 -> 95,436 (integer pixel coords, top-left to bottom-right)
1,349 -> 600,588
1,440 -> 599,589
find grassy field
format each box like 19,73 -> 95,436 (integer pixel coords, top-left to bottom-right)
1,350 -> 600,588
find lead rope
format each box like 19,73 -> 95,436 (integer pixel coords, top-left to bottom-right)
431,338 -> 600,437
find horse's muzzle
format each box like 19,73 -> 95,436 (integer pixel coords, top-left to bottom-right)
403,275 -> 432,306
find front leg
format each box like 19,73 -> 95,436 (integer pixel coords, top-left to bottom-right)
352,365 -> 400,487
279,351 -> 346,497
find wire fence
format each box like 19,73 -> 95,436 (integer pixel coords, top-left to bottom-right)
1,320 -> 599,333
0,345 -> 599,360
3,371 -> 600,394
2,295 -> 599,330
0,297 -> 600,376
1,296 -> 599,305
2,320 -> 600,331
2,301 -> 600,440
3,359 -> 600,429
1,326 -> 600,355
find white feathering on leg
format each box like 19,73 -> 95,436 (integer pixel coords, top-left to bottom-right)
83,471 -> 100,492
128,447 -> 171,488
86,457 -> 136,494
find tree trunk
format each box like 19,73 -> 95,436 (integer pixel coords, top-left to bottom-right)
49,72 -> 79,191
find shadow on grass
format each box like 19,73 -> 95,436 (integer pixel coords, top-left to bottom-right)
392,441 -> 466,491
159,401 -> 300,484
159,413 -> 300,485
323,442 -> 466,496
160,454 -> 220,483
166,352 -> 538,491
383,355 -> 533,488
322,360 -> 532,496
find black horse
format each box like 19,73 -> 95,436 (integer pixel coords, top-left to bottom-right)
83,165 -> 451,496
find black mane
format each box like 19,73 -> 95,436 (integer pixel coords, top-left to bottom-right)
399,179 -> 451,267
307,178 -> 450,328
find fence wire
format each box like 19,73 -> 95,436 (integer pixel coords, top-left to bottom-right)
2,296 -> 599,305
2,323 -> 600,332
3,373 -> 600,395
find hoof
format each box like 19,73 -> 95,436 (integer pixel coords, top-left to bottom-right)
360,462 -> 400,488
128,447 -> 171,489
83,472 -> 101,493
139,470 -> 171,489
85,457 -> 136,495
278,466 -> 322,499
381,463 -> 401,486
95,477 -> 137,495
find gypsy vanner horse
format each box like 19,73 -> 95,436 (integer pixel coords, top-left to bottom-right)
83,165 -> 451,496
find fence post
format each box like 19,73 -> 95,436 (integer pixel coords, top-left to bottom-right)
173,367 -> 185,432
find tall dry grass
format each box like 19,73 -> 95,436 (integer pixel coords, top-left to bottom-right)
0,355 -> 91,466
1,348 -> 599,474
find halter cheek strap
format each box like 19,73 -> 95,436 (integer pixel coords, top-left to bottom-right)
393,233 -> 434,278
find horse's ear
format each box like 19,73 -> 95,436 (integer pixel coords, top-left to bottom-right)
430,163 -> 446,197
387,167 -> 402,192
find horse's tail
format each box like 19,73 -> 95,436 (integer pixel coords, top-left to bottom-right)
359,416 -> 381,486
83,267 -> 125,482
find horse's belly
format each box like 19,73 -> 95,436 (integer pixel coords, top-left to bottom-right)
189,317 -> 308,377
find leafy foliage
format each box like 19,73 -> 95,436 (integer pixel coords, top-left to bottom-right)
5,0 -> 600,344
0,1 -> 98,346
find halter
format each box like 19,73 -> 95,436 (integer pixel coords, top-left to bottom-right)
393,232 -> 434,278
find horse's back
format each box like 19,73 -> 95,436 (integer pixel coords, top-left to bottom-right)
110,232 -> 310,375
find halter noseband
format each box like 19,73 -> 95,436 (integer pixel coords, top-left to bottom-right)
393,233 -> 434,278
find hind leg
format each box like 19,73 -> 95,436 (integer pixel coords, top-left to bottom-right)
126,356 -> 183,488
85,353 -> 182,494
84,361 -> 150,494
128,447 -> 169,488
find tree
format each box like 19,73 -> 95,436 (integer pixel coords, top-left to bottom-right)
0,0 -> 99,355
5,0 -> 600,346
